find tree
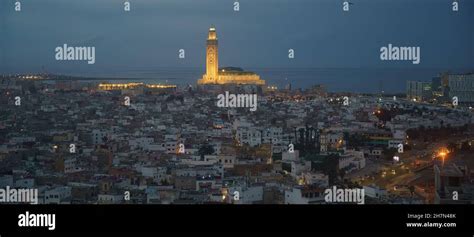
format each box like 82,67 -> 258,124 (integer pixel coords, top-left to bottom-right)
294,125 -> 319,157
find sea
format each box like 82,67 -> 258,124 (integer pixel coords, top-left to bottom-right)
59,67 -> 473,94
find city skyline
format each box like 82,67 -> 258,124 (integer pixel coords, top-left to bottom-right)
1,1 -> 474,234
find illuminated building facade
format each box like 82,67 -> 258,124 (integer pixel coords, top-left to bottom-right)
98,83 -> 176,91
198,27 -> 265,86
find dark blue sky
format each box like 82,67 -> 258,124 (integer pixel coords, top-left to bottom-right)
0,0 -> 472,74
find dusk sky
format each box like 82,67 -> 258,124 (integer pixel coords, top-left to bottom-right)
0,0 -> 472,74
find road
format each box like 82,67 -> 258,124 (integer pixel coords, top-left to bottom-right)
352,129 -> 474,198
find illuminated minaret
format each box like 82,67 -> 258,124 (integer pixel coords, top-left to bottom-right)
198,26 -> 265,86
205,27 -> 219,83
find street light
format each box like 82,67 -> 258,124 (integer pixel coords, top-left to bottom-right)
438,148 -> 449,158
437,148 -> 450,165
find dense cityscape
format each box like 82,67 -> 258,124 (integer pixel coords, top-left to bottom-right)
1,70 -> 473,204
2,1 -> 473,235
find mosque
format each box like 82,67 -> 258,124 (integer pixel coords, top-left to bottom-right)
197,27 -> 265,86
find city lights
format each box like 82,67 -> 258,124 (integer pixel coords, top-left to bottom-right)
437,148 -> 450,158
1,0 -> 473,233
98,83 -> 176,91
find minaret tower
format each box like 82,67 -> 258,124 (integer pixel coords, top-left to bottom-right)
198,26 -> 265,86
205,26 -> 219,83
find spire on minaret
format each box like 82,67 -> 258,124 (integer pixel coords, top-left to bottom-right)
208,26 -> 217,40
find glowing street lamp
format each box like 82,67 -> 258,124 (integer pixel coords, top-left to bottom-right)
437,148 -> 449,158
437,148 -> 450,165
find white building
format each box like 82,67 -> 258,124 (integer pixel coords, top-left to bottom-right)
262,127 -> 283,145
282,150 -> 299,162
228,185 -> 264,204
388,139 -> 404,149
14,178 -> 35,189
97,194 -> 124,204
64,158 -> 84,174
300,172 -> 329,187
129,137 -> 154,150
44,186 -> 72,204
363,185 -> 388,199
339,150 -> 366,172
236,127 -> 262,147
290,161 -> 311,177
285,186 -> 325,204
218,155 -> 236,168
